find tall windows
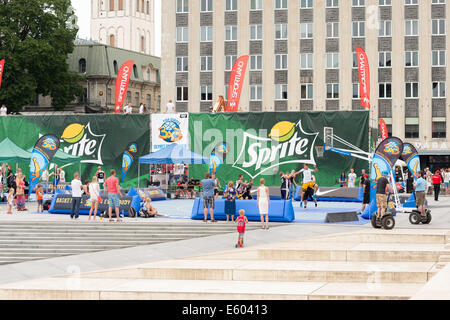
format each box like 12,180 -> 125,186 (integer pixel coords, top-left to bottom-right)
176,0 -> 189,13
250,55 -> 262,70
432,50 -> 446,66
201,86 -> 213,101
226,0 -> 237,11
275,84 -> 288,100
78,59 -> 86,73
200,56 -> 213,71
250,25 -> 262,40
176,27 -> 188,42
250,85 -> 263,101
379,52 -> 392,67
250,0 -> 262,10
379,20 -> 392,37
275,0 -> 288,9
326,53 -> 339,69
119,0 -> 124,10
405,83 -> 419,98
109,34 -> 115,46
432,82 -> 446,98
275,24 -> 288,39
352,21 -> 365,37
326,22 -> 339,38
326,83 -> 339,99
300,23 -> 313,39
201,26 -> 213,42
177,87 -> 188,102
300,84 -> 313,100
176,56 -> 188,72
225,55 -> 238,71
109,0 -> 114,11
405,51 -> 419,67
201,0 -> 213,12
432,19 -> 446,35
301,53 -> 313,69
225,26 -> 237,41
379,83 -> 392,98
405,20 -> 419,36
275,54 -> 288,70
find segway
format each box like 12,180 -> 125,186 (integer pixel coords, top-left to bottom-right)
371,193 -> 396,230
409,209 -> 432,225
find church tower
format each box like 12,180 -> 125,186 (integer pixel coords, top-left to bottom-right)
91,0 -> 155,55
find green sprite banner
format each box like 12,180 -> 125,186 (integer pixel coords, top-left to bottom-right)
189,111 -> 370,188
0,115 -> 149,187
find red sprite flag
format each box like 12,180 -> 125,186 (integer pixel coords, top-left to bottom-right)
226,55 -> 249,112
356,47 -> 370,109
114,60 -> 134,113
379,118 -> 389,140
0,59 -> 5,88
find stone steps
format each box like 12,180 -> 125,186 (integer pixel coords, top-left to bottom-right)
0,278 -> 425,300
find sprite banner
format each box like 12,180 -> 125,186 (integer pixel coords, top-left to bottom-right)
189,112 -> 369,188
0,115 -> 149,187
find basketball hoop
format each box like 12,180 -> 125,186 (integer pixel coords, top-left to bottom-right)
315,146 -> 325,158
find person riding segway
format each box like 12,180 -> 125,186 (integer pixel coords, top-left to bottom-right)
409,171 -> 432,225
371,173 -> 395,230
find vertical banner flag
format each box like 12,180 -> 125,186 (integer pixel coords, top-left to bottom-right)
29,134 -> 60,193
401,143 -> 421,180
121,142 -> 138,182
151,113 -> 189,152
114,60 -> 134,114
379,118 -> 389,140
0,59 -> 5,88
363,137 -> 404,219
356,47 -> 371,109
226,55 -> 249,112
209,142 -> 230,175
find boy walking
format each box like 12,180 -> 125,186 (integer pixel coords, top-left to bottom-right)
36,184 -> 44,213
235,209 -> 249,248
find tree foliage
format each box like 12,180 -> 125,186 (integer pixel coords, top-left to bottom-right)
0,0 -> 84,112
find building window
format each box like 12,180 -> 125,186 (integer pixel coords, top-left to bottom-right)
326,0 -> 339,7
146,69 -> 151,80
405,51 -> 419,67
109,0 -> 114,11
78,58 -> 86,73
326,22 -> 339,39
126,91 -> 131,105
176,27 -> 189,42
135,92 -> 140,106
326,53 -> 339,69
300,23 -> 313,39
250,25 -> 262,40
301,84 -> 313,100
405,20 -> 419,36
432,82 -> 446,98
109,34 -> 115,46
176,0 -> 189,13
107,88 -> 112,104
379,0 -> 392,5
379,83 -> 392,98
405,125 -> 419,139
201,0 -> 213,12
133,64 -> 138,78
176,56 -> 188,72
141,36 -> 145,52
379,20 -> 392,37
431,0 -> 445,3
432,122 -> 446,139
301,53 -> 313,69
146,94 -> 151,107
406,82 -> 419,98
352,83 -> 360,99
119,0 -> 124,10
113,60 -> 118,74
201,26 -> 213,42
432,19 -> 446,35
250,55 -> 262,70
326,83 -> 339,99
275,24 -> 288,39
226,0 -> 237,11
141,0 -> 145,12
352,21 -> 365,37
275,0 -> 288,9
225,26 -> 237,41
250,0 -> 262,10
379,52 -> 392,67
432,50 -> 446,66
353,52 -> 358,68
201,56 -> 212,71
250,85 -> 262,101
177,87 -> 188,101
405,0 -> 418,4
275,54 -> 288,70
146,1 -> 149,14
301,0 -> 313,8
352,0 -> 365,6
201,86 -> 213,101
225,55 -> 238,71
275,84 -> 288,100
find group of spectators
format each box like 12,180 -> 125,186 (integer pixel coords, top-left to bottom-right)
0,164 -> 28,213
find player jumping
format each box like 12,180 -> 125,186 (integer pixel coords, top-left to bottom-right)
295,164 -> 319,209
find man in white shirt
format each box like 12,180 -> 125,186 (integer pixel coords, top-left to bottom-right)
0,104 -> 7,116
123,104 -> 132,114
139,103 -> 145,114
295,164 -> 319,209
59,168 -> 66,183
41,169 -> 49,184
348,168 -> 357,188
166,100 -> 175,114
70,172 -> 83,219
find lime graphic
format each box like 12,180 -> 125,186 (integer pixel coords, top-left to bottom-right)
61,124 -> 85,143
268,121 -> 296,142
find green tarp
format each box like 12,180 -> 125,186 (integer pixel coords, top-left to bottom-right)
0,138 -> 32,162
27,147 -> 81,164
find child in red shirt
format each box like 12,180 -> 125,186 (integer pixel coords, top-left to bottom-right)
36,184 -> 44,213
235,209 -> 249,248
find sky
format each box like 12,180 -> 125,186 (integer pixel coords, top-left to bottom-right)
71,0 -> 162,56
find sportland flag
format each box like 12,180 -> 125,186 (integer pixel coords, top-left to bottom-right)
114,60 -> 134,113
379,118 -> 389,140
356,47 -> 370,109
0,59 -> 5,88
226,55 -> 249,112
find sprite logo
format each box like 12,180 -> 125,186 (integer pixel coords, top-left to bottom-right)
61,123 -> 106,165
233,120 -> 318,179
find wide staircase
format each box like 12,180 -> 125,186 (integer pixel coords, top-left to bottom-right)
0,221 -> 262,266
0,229 -> 449,300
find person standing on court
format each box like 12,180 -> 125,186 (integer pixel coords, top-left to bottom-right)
70,172 -> 83,219
105,169 -> 123,222
257,178 -> 270,230
348,168 -> 357,188
361,174 -> 370,214
201,173 -> 216,223
432,170 -> 443,201
375,173 -> 391,220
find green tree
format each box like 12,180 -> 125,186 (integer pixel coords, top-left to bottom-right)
0,0 -> 84,113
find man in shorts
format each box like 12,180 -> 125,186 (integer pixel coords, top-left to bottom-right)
414,171 -> 427,219
296,164 -> 318,208
361,174 -> 370,213
105,169 -> 123,222
376,173 -> 391,220
96,166 -> 105,190
201,173 -> 216,223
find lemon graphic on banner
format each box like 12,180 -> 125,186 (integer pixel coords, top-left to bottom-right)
61,124 -> 85,143
268,121 -> 296,142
